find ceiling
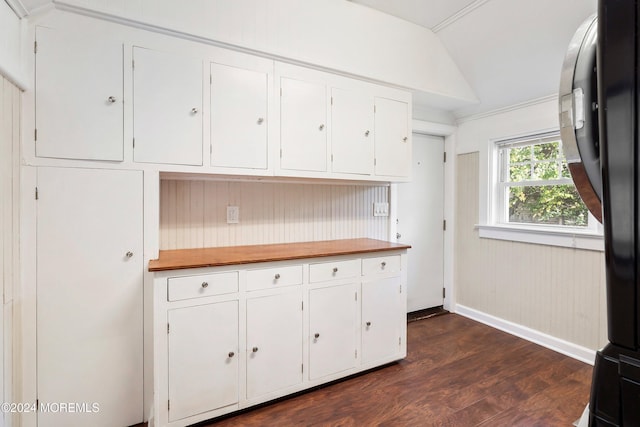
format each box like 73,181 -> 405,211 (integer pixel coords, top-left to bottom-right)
350,0 -> 597,119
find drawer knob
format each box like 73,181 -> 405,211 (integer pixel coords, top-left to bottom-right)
252,346 -> 259,353
314,333 -> 320,339
332,267 -> 338,273
191,107 -> 199,114
228,351 -> 235,358
366,321 -> 371,327
274,273 -> 281,280
257,117 -> 264,124
125,251 -> 134,258
107,96 -> 117,103
403,136 -> 408,142
364,130 -> 370,137
381,261 -> 386,268
319,124 -> 325,131
201,282 -> 209,289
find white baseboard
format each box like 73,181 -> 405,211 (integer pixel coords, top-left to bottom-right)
454,304 -> 597,365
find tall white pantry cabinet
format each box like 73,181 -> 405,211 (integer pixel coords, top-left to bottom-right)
21,13 -> 412,427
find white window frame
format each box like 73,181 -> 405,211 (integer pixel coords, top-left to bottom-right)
478,130 -> 604,251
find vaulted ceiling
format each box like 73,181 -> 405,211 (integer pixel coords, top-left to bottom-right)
350,0 -> 597,118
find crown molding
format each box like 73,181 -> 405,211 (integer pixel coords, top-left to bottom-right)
455,94 -> 558,124
4,0 -> 29,17
432,0 -> 492,33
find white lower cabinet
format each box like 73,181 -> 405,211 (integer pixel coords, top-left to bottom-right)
168,301 -> 239,422
309,283 -> 358,379
246,290 -> 303,399
154,250 -> 407,426
361,277 -> 403,364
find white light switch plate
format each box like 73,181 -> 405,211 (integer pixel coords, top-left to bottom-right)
373,202 -> 389,217
227,206 -> 239,224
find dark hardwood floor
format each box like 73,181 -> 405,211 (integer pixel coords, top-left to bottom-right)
202,313 -> 592,426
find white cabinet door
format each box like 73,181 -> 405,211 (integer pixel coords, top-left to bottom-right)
331,88 -> 374,175
246,290 -> 303,399
280,77 -> 327,172
35,27 -> 123,161
133,47 -> 203,165
36,167 -> 143,427
211,63 -> 268,169
374,97 -> 410,178
309,283 -> 358,379
168,301 -> 238,422
361,277 -> 403,364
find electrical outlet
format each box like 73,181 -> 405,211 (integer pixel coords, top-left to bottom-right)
373,202 -> 389,217
227,206 -> 239,224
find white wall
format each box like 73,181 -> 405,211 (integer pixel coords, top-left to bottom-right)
453,97 -> 608,361
0,74 -> 21,427
52,0 -> 476,110
0,1 -> 24,88
159,180 -> 390,250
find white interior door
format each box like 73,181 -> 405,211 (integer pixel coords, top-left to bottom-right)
36,167 -> 143,427
396,134 -> 445,311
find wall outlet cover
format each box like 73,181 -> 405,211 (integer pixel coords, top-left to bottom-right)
227,206 -> 239,224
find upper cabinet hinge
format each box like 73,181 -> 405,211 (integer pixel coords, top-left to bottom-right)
133,138 -> 135,148
167,323 -> 170,334
168,400 -> 170,411
374,158 -> 377,166
443,287 -> 446,299
399,284 -> 402,294
444,151 -> 447,163
35,187 -> 38,200
280,148 -> 283,158
301,301 -> 303,310
301,364 -> 304,373
331,96 -> 333,106
443,219 -> 447,231
34,41 -> 37,54
34,128 -> 37,141
280,87 -> 282,96
355,349 -> 358,358
374,105 -> 376,113
132,59 -> 135,70
355,291 -> 358,301
331,154 -> 334,162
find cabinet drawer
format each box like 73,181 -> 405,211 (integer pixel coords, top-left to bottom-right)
309,259 -> 360,283
168,272 -> 238,301
246,265 -> 303,291
362,255 -> 401,276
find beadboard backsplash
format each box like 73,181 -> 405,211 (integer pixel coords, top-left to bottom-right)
159,179 -> 391,250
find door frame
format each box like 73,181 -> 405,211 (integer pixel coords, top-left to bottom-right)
390,119 -> 456,311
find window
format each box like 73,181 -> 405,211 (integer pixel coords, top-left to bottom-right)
478,130 -> 603,251
496,133 -> 592,229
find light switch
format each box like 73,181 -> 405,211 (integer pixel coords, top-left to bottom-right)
373,202 -> 389,217
227,206 -> 239,224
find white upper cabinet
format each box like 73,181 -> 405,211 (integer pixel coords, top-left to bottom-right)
35,26 -> 124,161
133,47 -> 203,166
374,97 -> 411,178
210,62 -> 269,169
280,77 -> 328,172
330,88 -> 374,176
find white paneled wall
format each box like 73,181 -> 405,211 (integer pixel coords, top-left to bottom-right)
455,153 -> 608,351
1,75 -> 21,427
159,180 -> 390,250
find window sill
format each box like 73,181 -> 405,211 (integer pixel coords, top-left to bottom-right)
476,224 -> 604,251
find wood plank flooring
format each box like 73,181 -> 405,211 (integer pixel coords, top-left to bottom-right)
203,314 -> 592,426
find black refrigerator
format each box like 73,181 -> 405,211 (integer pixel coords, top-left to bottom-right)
560,1 -> 640,425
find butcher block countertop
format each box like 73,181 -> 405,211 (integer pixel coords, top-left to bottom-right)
148,238 -> 411,272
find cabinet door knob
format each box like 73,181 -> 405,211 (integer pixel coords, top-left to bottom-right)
191,107 -> 199,114
403,136 -> 408,142
201,282 -> 209,289
257,117 -> 264,124
125,251 -> 133,258
364,130 -> 370,137
228,351 -> 235,358
252,346 -> 259,353
332,267 -> 338,273
381,261 -> 386,268
319,124 -> 325,130
366,321 -> 371,327
274,273 -> 281,280
314,333 -> 320,339
107,96 -> 117,103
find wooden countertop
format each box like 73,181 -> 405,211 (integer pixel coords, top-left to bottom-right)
148,238 -> 411,272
